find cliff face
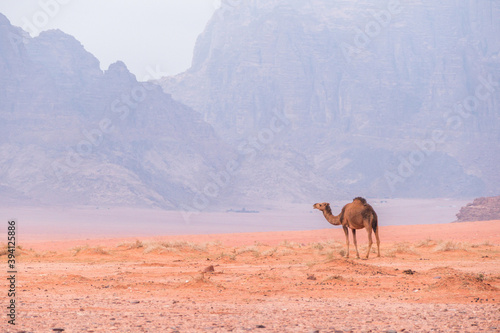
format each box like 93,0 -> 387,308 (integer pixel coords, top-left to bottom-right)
0,14 -> 231,209
160,0 -> 500,200
2,0 -> 500,210
456,196 -> 500,222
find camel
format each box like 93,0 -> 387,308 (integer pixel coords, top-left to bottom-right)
313,197 -> 380,259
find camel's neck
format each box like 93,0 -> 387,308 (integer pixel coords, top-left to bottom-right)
323,210 -> 342,226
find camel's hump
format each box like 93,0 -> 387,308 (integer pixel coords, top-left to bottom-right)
353,197 -> 367,205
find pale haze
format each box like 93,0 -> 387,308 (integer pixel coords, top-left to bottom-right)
0,0 -> 218,79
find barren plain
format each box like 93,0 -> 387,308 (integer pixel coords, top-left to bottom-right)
2,220 -> 500,332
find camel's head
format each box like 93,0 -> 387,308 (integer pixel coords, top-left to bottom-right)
313,202 -> 330,211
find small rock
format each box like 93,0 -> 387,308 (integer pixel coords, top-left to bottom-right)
307,274 -> 317,280
52,329 -> 65,332
256,325 -> 266,328
403,269 -> 416,275
130,300 -> 140,304
203,265 -> 215,273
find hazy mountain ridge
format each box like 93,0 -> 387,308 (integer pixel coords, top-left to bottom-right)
160,0 -> 500,200
0,13 -> 232,209
2,0 -> 500,211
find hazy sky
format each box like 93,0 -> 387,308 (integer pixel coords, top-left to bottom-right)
0,0 -> 219,80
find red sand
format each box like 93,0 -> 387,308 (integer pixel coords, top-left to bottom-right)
3,220 -> 500,332
23,220 -> 500,250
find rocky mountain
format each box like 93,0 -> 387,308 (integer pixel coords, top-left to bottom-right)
160,0 -> 500,200
0,13 -> 233,209
2,0 -> 500,212
456,196 -> 500,222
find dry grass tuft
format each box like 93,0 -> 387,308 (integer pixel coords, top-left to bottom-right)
32,251 -> 56,258
136,240 -> 222,254
470,240 -> 494,248
386,242 -> 418,257
118,240 -> 144,249
71,245 -> 88,256
90,246 -> 110,255
415,238 -> 438,247
278,248 -> 295,256
431,240 -> 497,252
323,275 -> 344,282
143,242 -> 178,254
311,243 -> 325,250
433,241 -> 469,252
261,247 -> 277,257
143,241 -> 220,253
323,249 -> 342,261
0,243 -> 25,256
218,251 -> 236,261
236,246 -> 261,257
310,240 -> 343,251
279,240 -> 302,249
160,240 -> 207,252
71,245 -> 110,256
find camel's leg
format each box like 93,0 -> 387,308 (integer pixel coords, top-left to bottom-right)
365,226 -> 373,259
352,229 -> 360,259
342,225 -> 349,258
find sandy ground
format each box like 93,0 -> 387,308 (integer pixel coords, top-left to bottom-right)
2,220 -> 500,332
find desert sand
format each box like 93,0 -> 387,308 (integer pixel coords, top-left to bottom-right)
3,220 -> 500,332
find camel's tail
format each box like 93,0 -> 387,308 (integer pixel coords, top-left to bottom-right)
372,212 -> 378,233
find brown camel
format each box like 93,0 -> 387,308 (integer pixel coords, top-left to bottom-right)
313,197 -> 380,259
